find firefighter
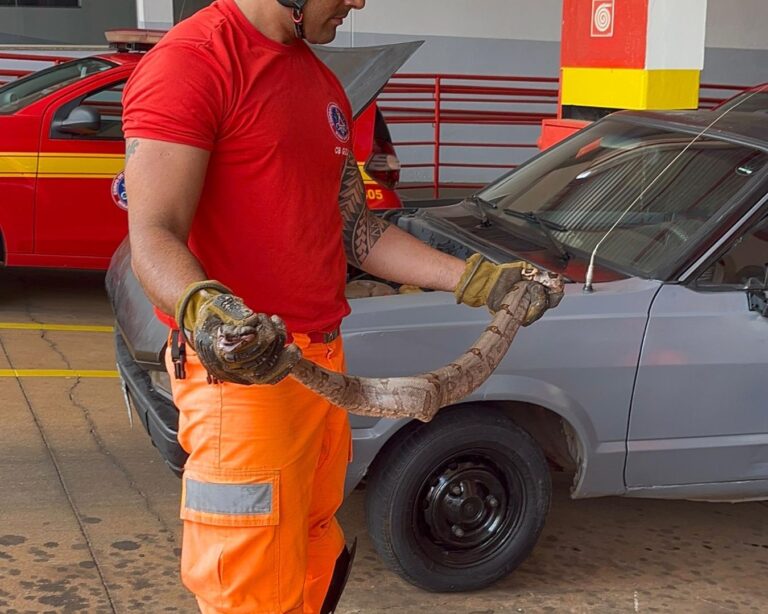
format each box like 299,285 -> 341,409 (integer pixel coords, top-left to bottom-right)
122,0 -> 558,611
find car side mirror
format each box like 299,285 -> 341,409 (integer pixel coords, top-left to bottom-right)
54,105 -> 101,136
746,263 -> 768,317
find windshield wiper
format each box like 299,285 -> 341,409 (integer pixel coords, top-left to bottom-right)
503,210 -> 571,262
459,195 -> 497,227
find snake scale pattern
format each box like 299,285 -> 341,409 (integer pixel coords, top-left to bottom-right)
290,273 -> 561,422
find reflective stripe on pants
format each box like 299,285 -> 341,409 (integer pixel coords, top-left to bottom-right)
165,334 -> 351,613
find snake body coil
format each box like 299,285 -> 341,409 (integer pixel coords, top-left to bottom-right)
290,280 -> 541,422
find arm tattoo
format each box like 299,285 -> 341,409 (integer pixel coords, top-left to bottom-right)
125,139 -> 139,163
338,151 -> 390,268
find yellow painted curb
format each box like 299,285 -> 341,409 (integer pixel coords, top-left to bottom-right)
0,323 -> 114,332
0,369 -> 119,378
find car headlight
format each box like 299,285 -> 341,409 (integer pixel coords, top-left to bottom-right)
149,369 -> 172,401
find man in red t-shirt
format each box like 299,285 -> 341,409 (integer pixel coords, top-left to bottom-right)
123,1 -> 558,612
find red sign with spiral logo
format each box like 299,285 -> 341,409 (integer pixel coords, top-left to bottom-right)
562,0 -> 648,68
591,0 -> 614,37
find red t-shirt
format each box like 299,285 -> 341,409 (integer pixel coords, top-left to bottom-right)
122,0 -> 351,333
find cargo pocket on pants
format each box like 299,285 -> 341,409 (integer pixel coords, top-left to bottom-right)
181,467 -> 280,527
180,468 -> 283,612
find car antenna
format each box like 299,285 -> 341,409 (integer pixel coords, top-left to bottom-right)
583,83 -> 768,293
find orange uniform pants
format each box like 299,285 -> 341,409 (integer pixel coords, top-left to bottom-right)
165,334 -> 351,613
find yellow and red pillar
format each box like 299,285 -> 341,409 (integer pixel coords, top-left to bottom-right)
560,0 -> 708,120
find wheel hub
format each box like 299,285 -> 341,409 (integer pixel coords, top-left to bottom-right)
460,496 -> 484,522
423,461 -> 509,550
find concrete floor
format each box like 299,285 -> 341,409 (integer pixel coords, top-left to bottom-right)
1,267 -> 768,613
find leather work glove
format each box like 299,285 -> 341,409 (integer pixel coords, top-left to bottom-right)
454,253 -> 563,326
176,281 -> 301,385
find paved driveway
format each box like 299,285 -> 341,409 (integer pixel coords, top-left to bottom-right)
0,268 -> 766,613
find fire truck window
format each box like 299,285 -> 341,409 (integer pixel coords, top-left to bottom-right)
79,82 -> 125,139
0,58 -> 110,114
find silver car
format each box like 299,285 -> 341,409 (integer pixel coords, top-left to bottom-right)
108,86 -> 768,592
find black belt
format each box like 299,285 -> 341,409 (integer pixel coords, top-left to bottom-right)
286,328 -> 340,344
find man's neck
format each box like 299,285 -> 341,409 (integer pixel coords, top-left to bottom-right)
233,0 -> 296,45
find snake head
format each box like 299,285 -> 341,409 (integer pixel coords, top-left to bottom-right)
521,265 -> 566,310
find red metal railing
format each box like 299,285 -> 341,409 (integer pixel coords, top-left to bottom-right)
379,73 -> 560,198
698,82 -> 752,109
380,76 -> 753,199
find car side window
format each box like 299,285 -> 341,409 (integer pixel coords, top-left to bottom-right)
50,80 -> 125,140
698,214 -> 768,287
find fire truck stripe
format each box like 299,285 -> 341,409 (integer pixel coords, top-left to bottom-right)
0,152 -> 124,178
357,163 -> 373,182
0,152 -> 37,177
38,154 -> 124,178
0,154 -> 375,182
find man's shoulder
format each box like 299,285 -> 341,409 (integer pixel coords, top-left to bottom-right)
153,2 -> 230,57
132,6 -> 236,83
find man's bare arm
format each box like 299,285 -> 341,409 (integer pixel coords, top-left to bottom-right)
339,150 -> 389,268
125,137 -> 210,316
339,152 -> 465,291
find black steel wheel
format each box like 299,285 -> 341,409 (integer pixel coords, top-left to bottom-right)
365,407 -> 551,592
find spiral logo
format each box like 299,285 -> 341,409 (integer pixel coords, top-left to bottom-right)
594,4 -> 611,31
591,0 -> 614,37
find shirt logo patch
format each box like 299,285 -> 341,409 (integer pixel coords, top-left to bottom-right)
327,103 -> 350,144
111,171 -> 128,211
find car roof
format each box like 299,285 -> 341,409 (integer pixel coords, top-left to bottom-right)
612,109 -> 768,150
91,52 -> 144,67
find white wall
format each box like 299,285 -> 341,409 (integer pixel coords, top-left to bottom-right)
706,0 -> 768,50
136,0 -> 173,30
343,0 -> 768,52
335,0 -> 767,84
646,0 -> 707,70
339,0 -> 563,42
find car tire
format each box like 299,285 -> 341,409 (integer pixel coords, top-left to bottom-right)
365,407 -> 551,593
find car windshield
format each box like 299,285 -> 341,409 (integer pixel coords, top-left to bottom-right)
477,117 -> 768,279
0,58 -> 113,115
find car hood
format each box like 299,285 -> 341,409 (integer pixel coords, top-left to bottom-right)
312,41 -> 422,118
398,205 -> 626,285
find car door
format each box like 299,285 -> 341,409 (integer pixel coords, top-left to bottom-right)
626,209 -> 768,487
35,69 -> 130,266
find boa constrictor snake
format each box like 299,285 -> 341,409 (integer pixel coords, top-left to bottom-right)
289,267 -> 564,422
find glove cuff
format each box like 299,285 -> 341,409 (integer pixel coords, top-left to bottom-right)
454,254 -> 497,308
175,280 -> 232,344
